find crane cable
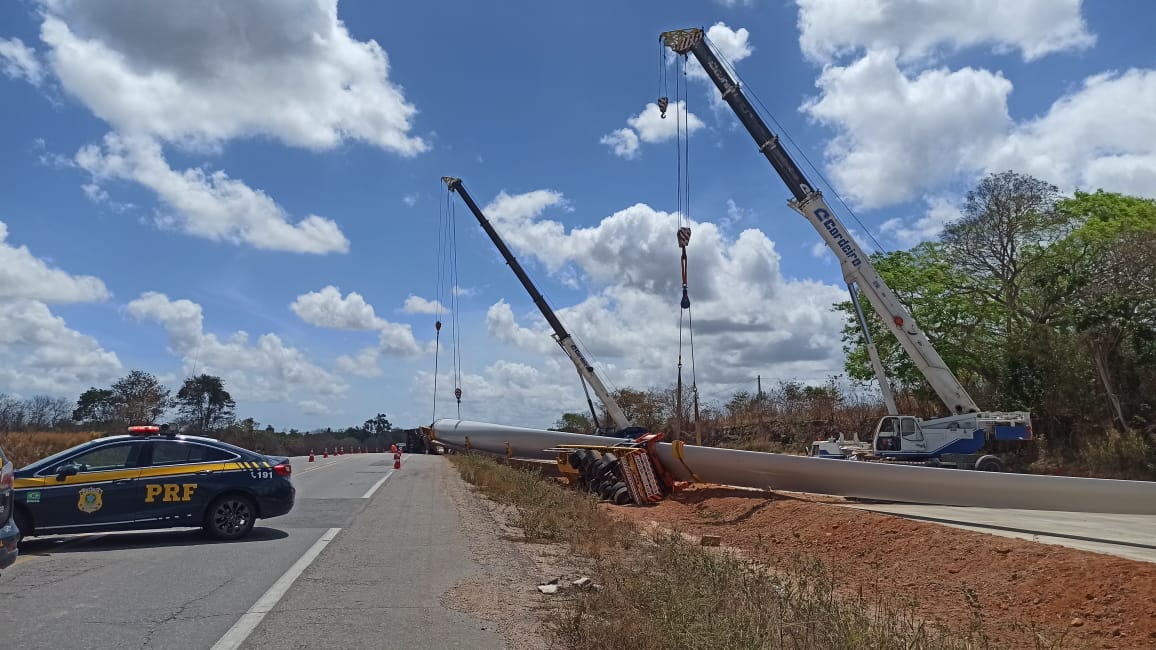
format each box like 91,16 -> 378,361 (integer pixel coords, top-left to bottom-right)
448,195 -> 464,419
660,48 -> 701,444
432,185 -> 465,423
432,185 -> 448,424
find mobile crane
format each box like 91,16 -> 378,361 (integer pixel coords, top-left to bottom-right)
442,177 -> 644,437
659,28 -> 1031,471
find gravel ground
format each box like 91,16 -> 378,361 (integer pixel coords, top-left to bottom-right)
440,457 -> 587,650
608,483 -> 1156,649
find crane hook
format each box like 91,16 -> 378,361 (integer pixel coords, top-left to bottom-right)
658,96 -> 669,119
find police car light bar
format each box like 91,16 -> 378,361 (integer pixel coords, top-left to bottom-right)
127,425 -> 161,434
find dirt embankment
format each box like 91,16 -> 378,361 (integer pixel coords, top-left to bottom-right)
606,485 -> 1156,649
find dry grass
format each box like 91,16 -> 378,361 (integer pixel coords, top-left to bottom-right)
1029,430 -> 1156,480
450,452 -> 637,554
0,431 -> 103,468
448,452 -> 1030,650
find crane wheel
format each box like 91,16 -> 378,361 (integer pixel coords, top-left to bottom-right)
974,454 -> 1005,472
611,485 -> 632,505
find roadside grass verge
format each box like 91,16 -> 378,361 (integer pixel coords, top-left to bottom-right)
0,431 -> 103,468
1030,430 -> 1156,481
448,452 -> 1036,650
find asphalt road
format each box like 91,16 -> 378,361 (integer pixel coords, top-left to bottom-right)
841,502 -> 1156,564
0,452 -> 500,649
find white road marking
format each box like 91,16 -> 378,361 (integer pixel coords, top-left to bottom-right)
295,457 -> 349,475
360,470 -> 395,499
210,527 -> 342,650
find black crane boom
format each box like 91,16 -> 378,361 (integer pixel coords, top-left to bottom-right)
441,176 -> 572,343
660,28 -> 813,202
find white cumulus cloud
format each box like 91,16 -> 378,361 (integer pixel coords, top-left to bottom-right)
879,196 -> 963,247
601,102 -> 704,158
0,220 -> 122,395
76,133 -> 350,253
335,347 -> 383,378
801,49 -> 1013,209
599,128 -> 640,159
127,291 -> 347,403
0,221 -> 110,303
38,0 -> 427,153
986,69 -> 1156,199
0,37 -> 44,85
292,286 -> 386,330
402,295 -> 445,315
682,22 -> 754,82
441,188 -> 850,428
796,0 -> 1096,64
27,0 -> 427,253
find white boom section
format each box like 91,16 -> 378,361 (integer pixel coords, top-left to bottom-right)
557,334 -> 631,431
791,193 -> 980,414
660,27 -> 983,417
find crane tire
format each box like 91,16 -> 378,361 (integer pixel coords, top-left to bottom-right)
974,455 -> 1005,472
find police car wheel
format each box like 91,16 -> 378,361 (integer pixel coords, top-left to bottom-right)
204,494 -> 256,540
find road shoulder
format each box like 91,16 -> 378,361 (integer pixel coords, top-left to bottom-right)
440,459 -> 577,650
237,455 -> 511,649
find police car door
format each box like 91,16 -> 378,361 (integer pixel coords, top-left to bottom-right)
33,440 -> 146,531
137,440 -> 231,527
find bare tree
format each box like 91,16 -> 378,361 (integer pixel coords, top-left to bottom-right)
942,171 -> 1066,329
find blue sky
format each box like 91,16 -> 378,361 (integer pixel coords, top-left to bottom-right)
1,0 -> 1154,431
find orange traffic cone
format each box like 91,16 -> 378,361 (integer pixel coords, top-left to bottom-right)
323,448 -> 329,458
309,449 -> 315,462
390,444 -> 397,454
394,456 -> 401,469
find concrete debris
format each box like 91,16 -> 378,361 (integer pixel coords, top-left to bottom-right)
572,577 -> 592,589
536,584 -> 560,595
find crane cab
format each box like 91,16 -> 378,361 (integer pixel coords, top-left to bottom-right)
872,416 -> 925,454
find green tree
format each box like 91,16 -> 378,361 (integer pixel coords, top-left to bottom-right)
111,370 -> 170,425
363,413 -> 393,435
941,170 -> 1067,329
552,412 -> 594,433
837,243 -> 1002,413
72,387 -> 121,426
175,374 -> 236,433
599,388 -> 667,433
1047,190 -> 1156,429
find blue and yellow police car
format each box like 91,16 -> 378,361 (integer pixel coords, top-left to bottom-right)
12,425 -> 295,544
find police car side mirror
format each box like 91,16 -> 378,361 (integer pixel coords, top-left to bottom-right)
55,464 -> 79,481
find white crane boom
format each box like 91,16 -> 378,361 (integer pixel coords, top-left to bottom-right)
660,28 -> 979,415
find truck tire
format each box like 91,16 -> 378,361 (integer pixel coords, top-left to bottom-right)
974,455 -> 1005,472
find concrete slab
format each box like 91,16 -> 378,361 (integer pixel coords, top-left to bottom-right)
842,503 -> 1156,564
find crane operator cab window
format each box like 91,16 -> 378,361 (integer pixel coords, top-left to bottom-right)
875,416 -> 900,452
899,417 -> 923,441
